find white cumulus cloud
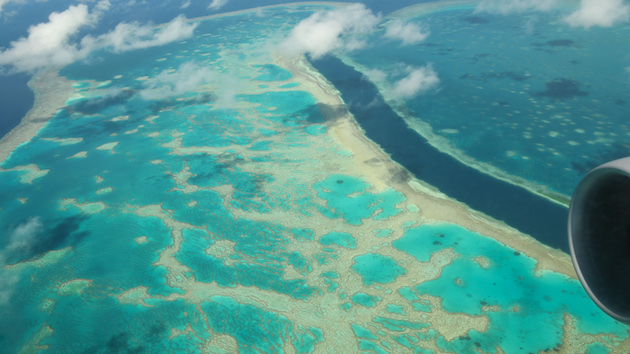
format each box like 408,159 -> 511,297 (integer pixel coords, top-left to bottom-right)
90,14 -> 198,52
0,4 -> 93,73
363,68 -> 388,83
5,217 -> 42,254
0,272 -> 19,306
391,65 -> 439,99
180,0 -> 191,9
140,61 -> 238,105
0,216 -> 43,266
278,3 -> 380,59
254,7 -> 265,18
564,0 -> 630,28
0,0 -> 11,13
140,61 -> 215,100
475,0 -> 560,14
208,0 -> 227,10
0,217 -> 42,305
385,19 -> 429,45
0,2 -> 196,73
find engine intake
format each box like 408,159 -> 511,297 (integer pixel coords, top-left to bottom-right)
569,157 -> 630,324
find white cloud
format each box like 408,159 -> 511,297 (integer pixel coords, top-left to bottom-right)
0,217 -> 43,266
91,14 -> 198,52
6,217 -> 42,253
391,65 -> 439,99
363,68 -> 388,83
0,4 -> 92,73
564,0 -> 629,28
180,0 -> 191,9
208,0 -> 227,11
475,0 -> 559,14
0,217 -> 43,305
278,3 -> 380,59
123,0 -> 147,6
385,19 -> 429,45
212,76 -> 237,108
0,2 -> 197,73
140,61 -> 215,100
524,15 -> 539,35
0,0 -> 23,14
0,272 -> 19,305
93,0 -> 111,13
140,61 -> 238,104
1,10 -> 17,20
0,0 -> 10,13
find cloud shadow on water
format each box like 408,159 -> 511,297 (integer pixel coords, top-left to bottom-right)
531,39 -> 577,48
148,93 -> 216,113
533,78 -> 588,99
2,215 -> 90,265
79,322 -> 168,353
462,16 -> 490,24
68,90 -> 135,115
460,71 -> 530,82
38,216 -> 89,257
308,103 -> 348,124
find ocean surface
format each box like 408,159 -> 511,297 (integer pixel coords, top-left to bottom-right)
1,1 -> 629,353
343,4 -> 630,198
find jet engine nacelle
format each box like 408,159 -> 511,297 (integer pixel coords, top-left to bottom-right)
569,157 -> 630,324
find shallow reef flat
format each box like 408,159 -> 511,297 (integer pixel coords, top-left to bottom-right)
0,2 -> 628,353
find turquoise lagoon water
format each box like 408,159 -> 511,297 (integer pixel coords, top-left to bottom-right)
0,2 -> 629,353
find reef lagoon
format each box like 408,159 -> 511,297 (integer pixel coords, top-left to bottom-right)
1,1 -> 629,353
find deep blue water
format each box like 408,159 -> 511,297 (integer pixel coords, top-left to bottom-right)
0,73 -> 32,137
311,55 -> 570,252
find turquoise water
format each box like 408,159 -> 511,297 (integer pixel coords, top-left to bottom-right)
393,223 -> 627,353
1,2 -> 629,353
0,7 -> 329,351
314,174 -> 405,225
352,253 -> 406,285
319,231 -> 357,249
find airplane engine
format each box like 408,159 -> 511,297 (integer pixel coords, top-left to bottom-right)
569,157 -> 630,324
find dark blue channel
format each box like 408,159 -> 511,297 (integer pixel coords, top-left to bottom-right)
0,73 -> 34,139
310,56 -> 569,252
